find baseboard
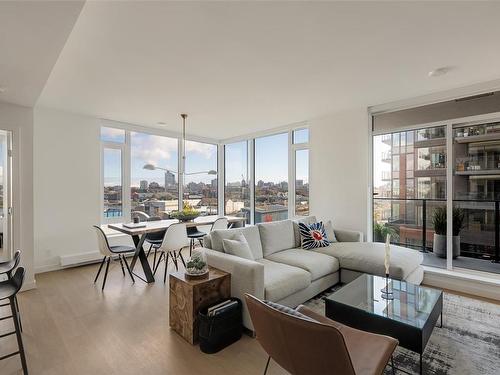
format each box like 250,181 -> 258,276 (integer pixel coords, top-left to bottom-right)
21,279 -> 36,292
423,266 -> 500,301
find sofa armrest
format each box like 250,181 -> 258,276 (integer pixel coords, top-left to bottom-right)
202,248 -> 265,330
334,228 -> 363,242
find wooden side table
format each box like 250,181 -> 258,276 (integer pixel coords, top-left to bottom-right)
169,267 -> 231,344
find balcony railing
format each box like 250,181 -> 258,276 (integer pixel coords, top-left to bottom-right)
373,197 -> 500,263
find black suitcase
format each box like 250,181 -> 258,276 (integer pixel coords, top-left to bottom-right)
198,298 -> 243,354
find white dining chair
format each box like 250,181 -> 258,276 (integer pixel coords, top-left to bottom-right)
93,225 -> 136,290
153,223 -> 189,282
211,217 -> 229,231
188,217 -> 229,255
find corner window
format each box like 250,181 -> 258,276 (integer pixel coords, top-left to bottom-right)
103,147 -> 123,219
224,141 -> 250,223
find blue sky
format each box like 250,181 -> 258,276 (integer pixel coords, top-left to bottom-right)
102,127 -> 308,186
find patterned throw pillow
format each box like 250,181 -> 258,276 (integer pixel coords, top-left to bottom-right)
298,222 -> 329,250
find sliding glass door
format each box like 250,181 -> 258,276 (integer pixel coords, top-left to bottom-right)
372,116 -> 500,275
452,121 -> 500,273
373,125 -> 448,268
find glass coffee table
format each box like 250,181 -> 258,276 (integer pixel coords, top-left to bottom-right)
324,274 -> 443,375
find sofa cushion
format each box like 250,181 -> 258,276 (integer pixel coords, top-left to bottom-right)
203,234 -> 212,249
314,242 -> 423,280
211,226 -> 263,259
292,216 -> 317,247
257,220 -> 296,257
324,220 -> 338,243
223,233 -> 254,260
266,248 -> 339,281
256,259 -> 311,301
298,222 -> 330,250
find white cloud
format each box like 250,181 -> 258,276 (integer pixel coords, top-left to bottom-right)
132,133 -> 178,167
185,140 -> 216,159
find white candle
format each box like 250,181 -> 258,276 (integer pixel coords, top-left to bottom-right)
384,234 -> 391,276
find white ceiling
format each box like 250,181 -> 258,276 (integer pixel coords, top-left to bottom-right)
5,1 -> 500,139
0,1 -> 84,108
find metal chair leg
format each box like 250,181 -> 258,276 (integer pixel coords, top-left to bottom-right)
122,255 -> 135,283
178,249 -> 187,268
118,255 -> 125,276
189,239 -> 193,257
94,257 -> 106,283
391,355 -> 395,375
101,257 -> 110,291
14,296 -> 22,332
152,247 -> 158,269
171,251 -> 179,271
263,356 -> 271,375
146,243 -> 153,257
153,252 -> 164,275
10,297 -> 28,374
163,255 -> 169,283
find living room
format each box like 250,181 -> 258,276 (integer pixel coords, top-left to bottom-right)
1,1 -> 500,374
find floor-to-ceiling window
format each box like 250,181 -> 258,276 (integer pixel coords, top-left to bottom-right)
101,123 -> 310,225
224,141 -> 250,223
183,140 -> 218,215
255,133 -> 289,223
452,121 -> 500,273
373,108 -> 500,275
101,127 -> 125,221
373,125 -> 447,267
131,132 -> 178,218
293,128 -> 309,216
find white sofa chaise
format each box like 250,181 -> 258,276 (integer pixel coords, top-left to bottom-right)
201,216 -> 423,330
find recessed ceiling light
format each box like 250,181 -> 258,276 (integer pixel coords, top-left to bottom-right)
0,87 -> 6,93
157,121 -> 166,125
428,66 -> 454,77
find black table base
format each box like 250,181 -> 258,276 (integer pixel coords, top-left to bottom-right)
130,234 -> 155,283
325,293 -> 443,375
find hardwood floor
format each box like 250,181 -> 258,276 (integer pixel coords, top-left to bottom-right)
0,256 -> 287,375
2,256 -> 498,374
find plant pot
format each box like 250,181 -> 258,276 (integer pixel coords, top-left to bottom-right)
433,234 -> 460,259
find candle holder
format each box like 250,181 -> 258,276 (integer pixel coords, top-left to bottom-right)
381,273 -> 394,300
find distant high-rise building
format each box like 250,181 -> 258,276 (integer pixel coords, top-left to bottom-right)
149,182 -> 161,191
165,171 -> 176,189
140,180 -> 148,190
211,178 -> 217,188
296,179 -> 304,187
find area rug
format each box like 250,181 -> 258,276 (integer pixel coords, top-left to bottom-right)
303,286 -> 500,375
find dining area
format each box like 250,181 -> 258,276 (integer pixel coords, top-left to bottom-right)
93,215 -> 246,290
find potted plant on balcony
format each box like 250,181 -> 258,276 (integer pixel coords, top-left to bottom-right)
373,222 -> 399,243
432,207 -> 465,258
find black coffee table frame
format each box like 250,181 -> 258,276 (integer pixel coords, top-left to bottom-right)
325,283 -> 443,375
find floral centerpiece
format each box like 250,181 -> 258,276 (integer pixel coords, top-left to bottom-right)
185,250 -> 208,277
170,203 -> 200,222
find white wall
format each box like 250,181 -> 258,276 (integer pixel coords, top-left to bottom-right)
34,107 -> 105,272
32,105 -> 373,273
0,101 -> 35,289
309,108 -> 369,237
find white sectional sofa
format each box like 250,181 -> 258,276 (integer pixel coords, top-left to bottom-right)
201,216 -> 423,330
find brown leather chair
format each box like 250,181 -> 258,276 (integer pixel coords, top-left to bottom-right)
245,294 -> 398,375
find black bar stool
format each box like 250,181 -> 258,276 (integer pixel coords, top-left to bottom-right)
0,267 -> 28,374
0,250 -> 21,279
0,251 -> 22,331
